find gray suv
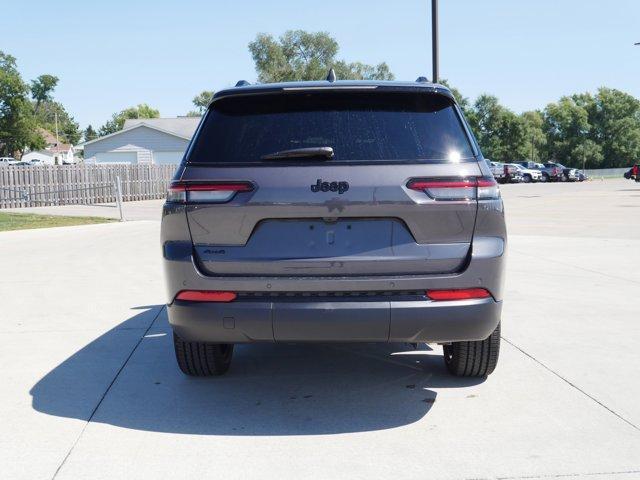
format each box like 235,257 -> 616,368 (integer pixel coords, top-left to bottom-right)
161,77 -> 506,378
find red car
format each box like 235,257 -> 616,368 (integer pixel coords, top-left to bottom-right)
624,164 -> 640,182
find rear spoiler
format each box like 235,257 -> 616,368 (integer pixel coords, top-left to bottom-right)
210,84 -> 455,105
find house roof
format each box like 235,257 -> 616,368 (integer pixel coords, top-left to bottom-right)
80,117 -> 202,147
123,117 -> 201,138
48,144 -> 72,153
24,150 -> 54,157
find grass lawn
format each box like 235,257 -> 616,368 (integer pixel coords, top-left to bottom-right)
0,212 -> 115,232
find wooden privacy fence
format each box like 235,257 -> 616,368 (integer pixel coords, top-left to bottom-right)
0,164 -> 177,209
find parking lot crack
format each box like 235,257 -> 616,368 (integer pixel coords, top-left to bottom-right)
50,305 -> 166,480
502,336 -> 639,433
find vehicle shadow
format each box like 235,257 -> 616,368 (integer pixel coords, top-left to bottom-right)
30,305 -> 485,436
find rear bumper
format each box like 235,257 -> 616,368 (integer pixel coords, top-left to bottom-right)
161,201 -> 506,344
168,297 -> 502,344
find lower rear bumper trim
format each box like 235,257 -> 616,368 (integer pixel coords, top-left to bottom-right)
168,298 -> 501,344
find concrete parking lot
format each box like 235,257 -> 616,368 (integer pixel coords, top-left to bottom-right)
1,179 -> 639,479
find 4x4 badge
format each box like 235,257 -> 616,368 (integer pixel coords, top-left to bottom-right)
310,179 -> 349,194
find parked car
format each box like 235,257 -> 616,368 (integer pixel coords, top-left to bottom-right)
488,161 -> 506,182
624,164 -> 640,182
576,170 -> 587,182
506,167 -> 523,183
544,162 -> 580,182
540,162 -> 565,182
560,164 -> 580,182
516,161 -> 545,170
508,163 -> 542,183
162,76 -> 505,378
0,157 -> 17,165
489,161 -> 520,183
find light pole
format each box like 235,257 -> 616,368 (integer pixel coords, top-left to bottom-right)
432,0 -> 439,83
531,135 -> 535,162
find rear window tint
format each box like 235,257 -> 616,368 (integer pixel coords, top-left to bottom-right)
187,91 -> 474,164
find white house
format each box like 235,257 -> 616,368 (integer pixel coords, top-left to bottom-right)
82,117 -> 201,165
22,144 -> 75,165
21,150 -> 55,164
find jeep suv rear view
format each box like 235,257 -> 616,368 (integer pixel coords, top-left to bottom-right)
161,79 -> 506,377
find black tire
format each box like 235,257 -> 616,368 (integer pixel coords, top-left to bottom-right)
443,322 -> 500,377
523,174 -> 531,183
541,173 -> 549,182
173,332 -> 234,376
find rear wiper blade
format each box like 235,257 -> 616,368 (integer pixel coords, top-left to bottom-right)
260,146 -> 334,161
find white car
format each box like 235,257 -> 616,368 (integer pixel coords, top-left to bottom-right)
0,157 -> 18,165
508,163 -> 542,183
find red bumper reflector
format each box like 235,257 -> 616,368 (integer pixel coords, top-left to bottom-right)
426,288 -> 491,301
175,290 -> 237,302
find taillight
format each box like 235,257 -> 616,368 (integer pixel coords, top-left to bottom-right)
167,182 -> 254,204
175,290 -> 237,302
407,177 -> 499,200
476,177 -> 500,200
426,288 -> 492,301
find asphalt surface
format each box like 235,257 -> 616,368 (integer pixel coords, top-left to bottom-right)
0,179 -> 639,480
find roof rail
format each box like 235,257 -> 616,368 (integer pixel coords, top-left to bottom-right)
326,68 -> 336,83
415,76 -> 429,83
235,80 -> 251,87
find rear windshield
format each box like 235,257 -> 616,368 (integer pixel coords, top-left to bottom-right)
187,91 -> 474,164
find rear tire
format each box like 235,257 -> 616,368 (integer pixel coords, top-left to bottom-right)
443,322 -> 500,377
173,332 -> 234,376
541,173 -> 549,182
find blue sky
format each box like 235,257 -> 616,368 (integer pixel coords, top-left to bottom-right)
3,0 -> 640,129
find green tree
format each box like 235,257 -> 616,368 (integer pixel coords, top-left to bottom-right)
192,90 -> 213,114
98,103 -> 160,136
0,51 -> 44,156
520,110 -> 546,162
34,100 -> 81,144
581,88 -> 640,167
83,124 -> 97,142
467,94 -> 528,162
30,74 -> 59,113
332,60 -> 394,81
248,30 -> 394,83
439,79 -> 471,117
543,96 -> 594,166
571,139 -> 604,169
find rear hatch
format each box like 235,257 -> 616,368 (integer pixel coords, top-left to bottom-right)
177,88 -> 486,277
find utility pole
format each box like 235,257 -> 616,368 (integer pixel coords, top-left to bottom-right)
54,111 -> 59,145
432,0 -> 439,83
54,112 -> 60,166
